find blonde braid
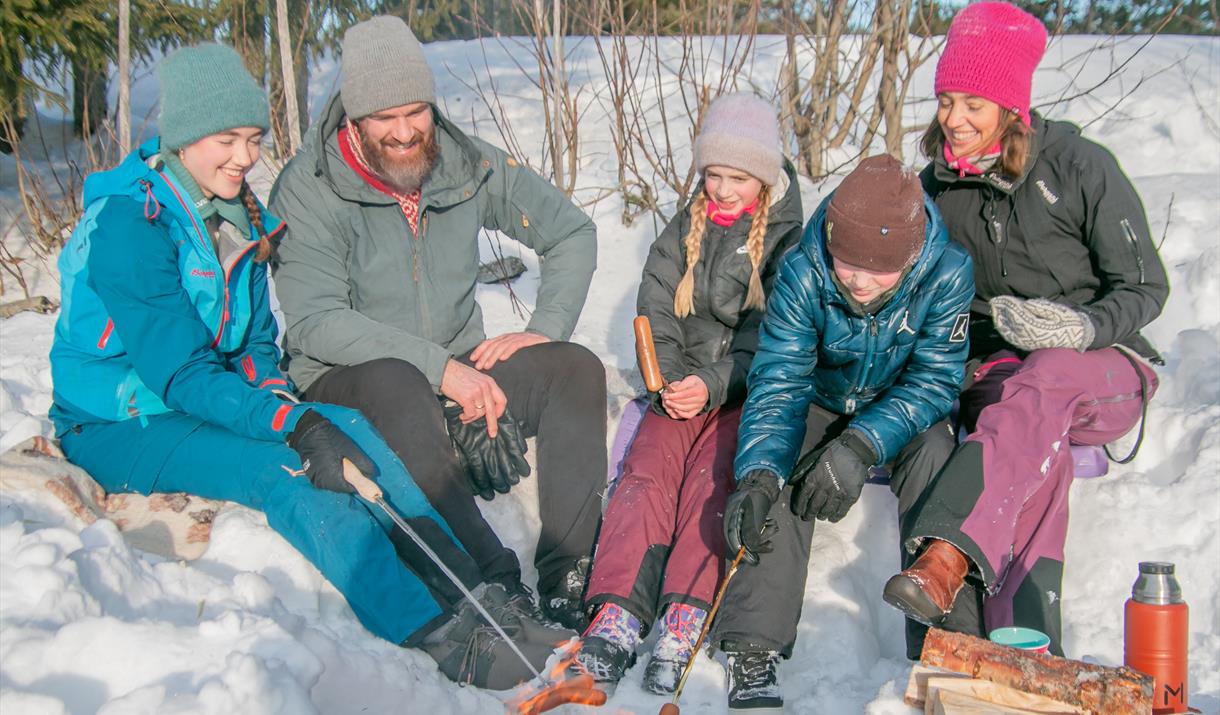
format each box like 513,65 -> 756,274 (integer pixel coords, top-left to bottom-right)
743,185 -> 771,311
673,192 -> 709,318
239,181 -> 272,264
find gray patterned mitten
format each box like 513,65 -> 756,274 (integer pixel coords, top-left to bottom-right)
990,296 -> 1096,352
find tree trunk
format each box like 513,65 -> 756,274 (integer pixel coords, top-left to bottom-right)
274,0 -> 301,156
118,0 -> 131,155
72,58 -> 108,139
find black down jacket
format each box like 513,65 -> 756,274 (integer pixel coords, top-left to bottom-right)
921,113 -> 1169,361
637,160 -> 803,409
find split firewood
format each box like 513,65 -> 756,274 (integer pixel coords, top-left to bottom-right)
904,665 -> 972,708
919,629 -> 1153,715
925,676 -> 1086,714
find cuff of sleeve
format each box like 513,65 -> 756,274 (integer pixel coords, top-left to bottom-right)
524,314 -> 568,342
691,366 -> 726,410
421,347 -> 457,392
841,427 -> 880,466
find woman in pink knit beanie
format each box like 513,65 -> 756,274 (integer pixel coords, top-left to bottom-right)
883,1 -> 1170,661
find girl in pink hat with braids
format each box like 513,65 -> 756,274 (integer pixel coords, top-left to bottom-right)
883,1 -> 1169,658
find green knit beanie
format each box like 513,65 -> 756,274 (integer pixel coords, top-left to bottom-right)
157,43 -> 270,150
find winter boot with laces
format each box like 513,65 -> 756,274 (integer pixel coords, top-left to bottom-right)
882,538 -> 970,626
541,556 -> 593,631
643,602 -> 707,694
726,649 -> 783,714
419,584 -> 552,690
492,581 -> 577,646
568,603 -> 642,693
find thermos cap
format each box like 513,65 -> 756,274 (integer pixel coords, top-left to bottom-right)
1140,561 -> 1174,575
1133,561 -> 1184,604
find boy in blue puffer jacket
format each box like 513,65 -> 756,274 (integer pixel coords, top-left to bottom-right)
49,43 -> 562,691
714,155 -> 975,713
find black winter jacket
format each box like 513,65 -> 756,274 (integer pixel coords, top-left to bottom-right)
921,113 -> 1168,361
637,161 -> 804,409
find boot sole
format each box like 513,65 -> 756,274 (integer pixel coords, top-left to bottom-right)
882,574 -> 945,627
728,706 -> 784,714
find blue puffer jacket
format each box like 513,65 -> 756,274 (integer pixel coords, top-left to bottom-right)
50,138 -> 305,442
735,194 -> 974,484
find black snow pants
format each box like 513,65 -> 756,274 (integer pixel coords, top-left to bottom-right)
305,341 -> 607,597
713,402 -> 956,657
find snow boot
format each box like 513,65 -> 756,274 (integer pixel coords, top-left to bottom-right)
541,556 -> 592,631
420,585 -> 552,690
643,602 -> 708,695
492,581 -> 577,646
726,649 -> 783,714
883,538 -> 969,626
568,603 -> 642,692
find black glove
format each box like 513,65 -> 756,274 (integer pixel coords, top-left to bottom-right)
723,470 -> 781,565
791,429 -> 876,523
286,409 -> 379,493
444,401 -> 530,501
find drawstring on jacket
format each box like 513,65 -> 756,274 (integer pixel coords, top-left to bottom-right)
141,180 -> 161,222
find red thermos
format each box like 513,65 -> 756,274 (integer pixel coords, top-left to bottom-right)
1125,561 -> 1189,714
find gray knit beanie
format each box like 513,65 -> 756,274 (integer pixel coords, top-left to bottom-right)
340,16 -> 436,119
693,92 -> 784,186
157,43 -> 270,151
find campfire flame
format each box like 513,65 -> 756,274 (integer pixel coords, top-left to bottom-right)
507,641 -> 607,715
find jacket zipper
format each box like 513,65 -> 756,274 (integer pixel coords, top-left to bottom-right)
1120,218 -> 1146,283
156,169 -> 229,347
414,209 -> 432,339
847,316 -> 879,414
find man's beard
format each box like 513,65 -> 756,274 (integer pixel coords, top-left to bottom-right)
356,122 -> 439,194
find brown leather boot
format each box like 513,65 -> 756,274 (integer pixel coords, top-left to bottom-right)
883,539 -> 969,626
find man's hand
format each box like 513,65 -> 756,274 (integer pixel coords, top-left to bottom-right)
790,430 -> 876,523
660,375 -> 709,420
440,359 -> 508,437
469,331 -> 550,370
723,470 -> 781,565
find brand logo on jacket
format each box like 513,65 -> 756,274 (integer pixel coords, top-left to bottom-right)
896,311 -> 916,336
190,268 -> 216,278
950,314 -> 969,343
736,244 -> 749,254
1035,179 -> 1060,205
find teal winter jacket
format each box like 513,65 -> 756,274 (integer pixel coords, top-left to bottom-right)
734,194 -> 975,484
50,138 -> 305,447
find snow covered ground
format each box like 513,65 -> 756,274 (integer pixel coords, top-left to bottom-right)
1,34 -> 1218,714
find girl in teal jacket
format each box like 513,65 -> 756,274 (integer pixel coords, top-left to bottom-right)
48,44 -> 554,690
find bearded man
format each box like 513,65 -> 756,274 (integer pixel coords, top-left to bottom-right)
269,15 -> 605,630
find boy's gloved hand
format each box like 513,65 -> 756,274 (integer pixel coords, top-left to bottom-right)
444,401 -> 530,501
724,470 -> 781,565
791,429 -> 876,522
286,409 -> 379,493
990,296 -> 1096,352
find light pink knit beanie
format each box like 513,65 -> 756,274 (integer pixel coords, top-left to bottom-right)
935,2 -> 1048,125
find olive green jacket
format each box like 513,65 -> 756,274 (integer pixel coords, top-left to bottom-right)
269,94 -> 597,391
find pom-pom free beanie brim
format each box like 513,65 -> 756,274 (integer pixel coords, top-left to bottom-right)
693,92 -> 784,186
935,1 -> 1047,125
157,43 -> 270,150
340,16 -> 436,119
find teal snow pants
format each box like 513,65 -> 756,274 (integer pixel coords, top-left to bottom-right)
60,404 -> 470,646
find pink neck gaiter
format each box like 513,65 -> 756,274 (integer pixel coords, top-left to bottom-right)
706,197 -> 759,227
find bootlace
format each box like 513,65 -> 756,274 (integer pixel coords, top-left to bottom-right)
458,623 -> 502,686
733,651 -> 779,691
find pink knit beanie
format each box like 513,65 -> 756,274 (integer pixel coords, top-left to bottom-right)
935,2 -> 1047,125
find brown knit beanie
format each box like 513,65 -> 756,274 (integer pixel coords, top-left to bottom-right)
825,155 -> 926,272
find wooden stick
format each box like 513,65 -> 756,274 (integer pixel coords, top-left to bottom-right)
919,629 -> 1153,715
661,546 -> 747,715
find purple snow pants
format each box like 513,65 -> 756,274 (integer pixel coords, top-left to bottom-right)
904,347 -> 1158,654
585,405 -> 741,627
